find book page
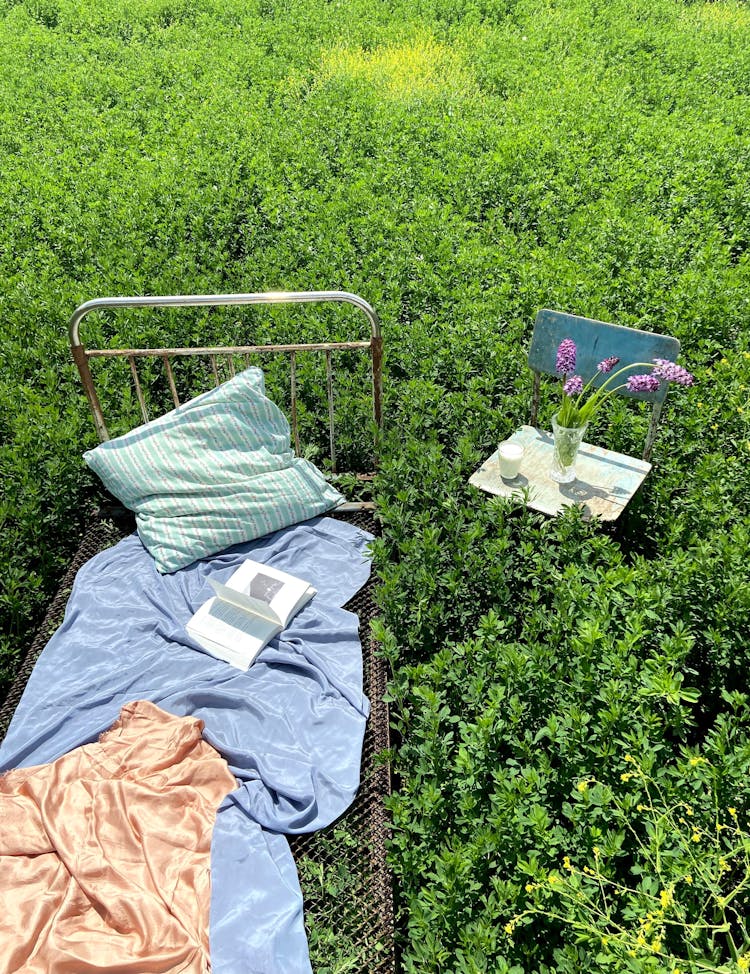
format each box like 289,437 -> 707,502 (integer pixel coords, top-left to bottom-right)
218,560 -> 315,627
209,578 -> 282,625
209,599 -> 280,640
187,596 -> 281,663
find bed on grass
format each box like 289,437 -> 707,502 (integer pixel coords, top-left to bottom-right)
0,291 -> 394,974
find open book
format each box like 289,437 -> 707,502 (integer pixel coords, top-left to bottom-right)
186,559 -> 316,670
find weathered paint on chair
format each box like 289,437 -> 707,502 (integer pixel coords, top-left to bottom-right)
528,309 -> 680,460
467,309 -> 684,521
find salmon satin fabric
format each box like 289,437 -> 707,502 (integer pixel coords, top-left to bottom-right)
0,700 -> 236,973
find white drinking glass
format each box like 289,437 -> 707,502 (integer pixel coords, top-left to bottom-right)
498,441 -> 524,480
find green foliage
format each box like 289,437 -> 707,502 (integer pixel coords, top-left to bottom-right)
2,0 -> 750,969
513,754 -> 750,971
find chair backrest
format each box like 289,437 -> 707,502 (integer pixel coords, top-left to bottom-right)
528,309 -> 680,460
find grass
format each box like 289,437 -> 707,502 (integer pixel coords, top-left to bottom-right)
2,0 -> 750,969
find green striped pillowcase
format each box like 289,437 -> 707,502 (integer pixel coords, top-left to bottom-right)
84,368 -> 344,573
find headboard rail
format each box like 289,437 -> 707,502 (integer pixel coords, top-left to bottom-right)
69,291 -> 383,478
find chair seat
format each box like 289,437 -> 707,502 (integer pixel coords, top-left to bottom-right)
469,425 -> 651,522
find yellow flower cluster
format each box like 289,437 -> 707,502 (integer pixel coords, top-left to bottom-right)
524,750 -> 750,970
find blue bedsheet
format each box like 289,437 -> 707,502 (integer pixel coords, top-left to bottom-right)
0,515 -> 374,973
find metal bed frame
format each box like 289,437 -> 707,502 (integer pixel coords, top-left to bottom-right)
1,290 -> 395,974
69,289 -> 383,482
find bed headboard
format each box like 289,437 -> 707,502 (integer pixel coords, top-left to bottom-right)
69,290 -> 383,477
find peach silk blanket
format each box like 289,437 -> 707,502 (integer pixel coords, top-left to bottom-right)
0,699 -> 237,973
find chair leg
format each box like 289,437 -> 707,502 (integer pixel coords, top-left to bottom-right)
529,372 -> 541,427
643,400 -> 665,461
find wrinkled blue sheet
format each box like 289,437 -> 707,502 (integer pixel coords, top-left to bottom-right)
0,515 -> 373,974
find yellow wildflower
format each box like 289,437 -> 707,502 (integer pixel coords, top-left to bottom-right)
660,888 -> 672,909
624,754 -> 635,763
737,956 -> 749,971
729,807 -> 738,818
563,856 -> 573,871
548,874 -> 559,885
525,883 -> 535,893
576,780 -> 589,793
621,772 -> 634,782
651,938 -> 662,953
504,921 -> 515,936
593,846 -> 600,858
691,832 -> 701,843
684,874 -> 693,885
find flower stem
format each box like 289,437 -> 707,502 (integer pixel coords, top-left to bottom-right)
569,361 -> 662,426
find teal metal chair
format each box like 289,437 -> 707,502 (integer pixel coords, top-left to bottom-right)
470,310 -> 682,520
528,309 -> 681,461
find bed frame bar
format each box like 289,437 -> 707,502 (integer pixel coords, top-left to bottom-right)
69,291 -> 383,475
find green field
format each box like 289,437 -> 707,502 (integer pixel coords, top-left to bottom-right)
2,0 -> 750,969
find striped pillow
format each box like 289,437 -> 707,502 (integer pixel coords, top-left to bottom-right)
84,368 -> 344,573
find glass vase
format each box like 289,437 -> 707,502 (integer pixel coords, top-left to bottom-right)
550,413 -> 587,484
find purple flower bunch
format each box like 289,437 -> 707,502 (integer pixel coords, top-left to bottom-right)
554,338 -> 695,428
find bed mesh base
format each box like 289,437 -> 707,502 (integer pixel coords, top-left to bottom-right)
0,512 -> 395,974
